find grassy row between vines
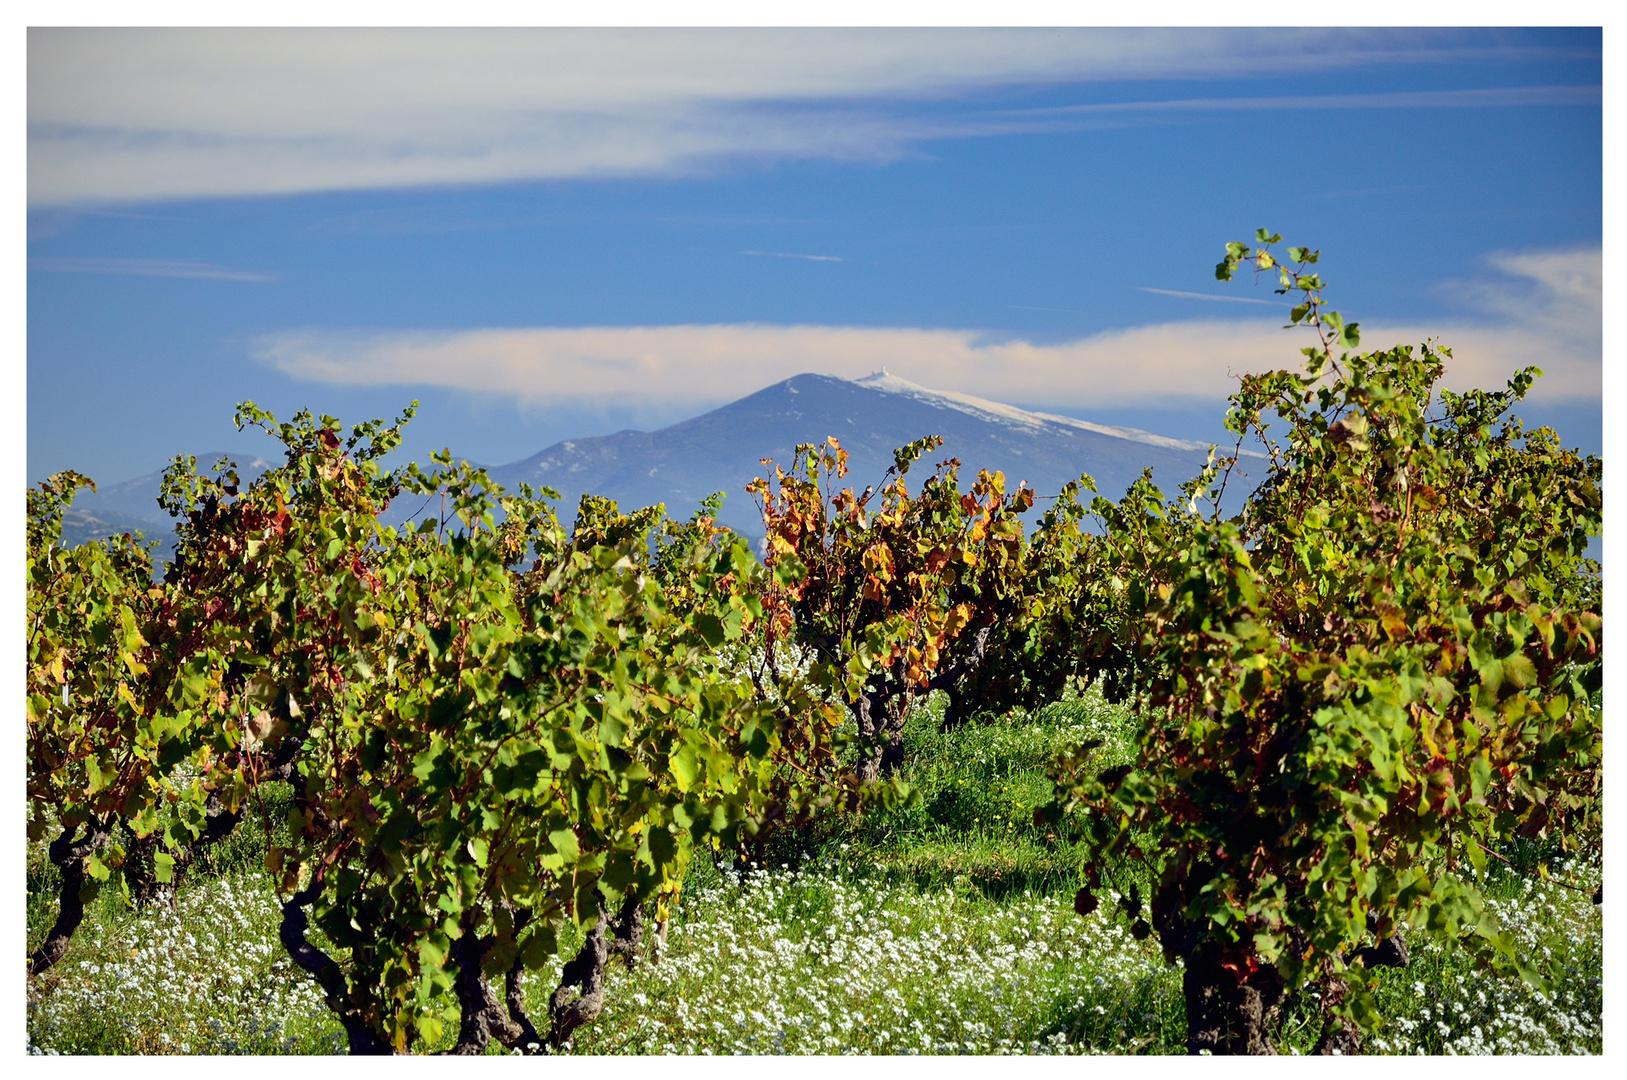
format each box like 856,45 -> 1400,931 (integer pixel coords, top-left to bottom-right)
26,689 -> 1602,1055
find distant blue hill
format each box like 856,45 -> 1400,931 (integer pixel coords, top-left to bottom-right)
57,453 -> 277,559
52,373 -> 1246,552
487,371 -> 1243,541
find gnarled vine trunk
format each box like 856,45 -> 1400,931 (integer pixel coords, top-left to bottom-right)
120,827 -> 192,909
607,894 -> 645,971
1153,872 -> 1286,1055
548,918 -> 608,1050
122,796 -> 237,909
447,928 -> 525,1054
279,881 -> 394,1055
854,626 -> 995,783
1180,948 -> 1287,1055
852,683 -> 894,784
28,818 -> 113,978
446,903 -> 549,1055
1155,875 -> 1413,1055
445,894 -> 652,1056
125,740 -> 300,908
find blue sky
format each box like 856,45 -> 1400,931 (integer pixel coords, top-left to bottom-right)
26,26 -> 1603,487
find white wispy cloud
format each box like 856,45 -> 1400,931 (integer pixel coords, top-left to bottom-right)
741,251 -> 843,262
27,257 -> 275,282
995,84 -> 1600,119
28,28 -> 1590,206
256,319 -> 1596,411
256,248 -> 1599,412
1446,246 -> 1601,334
1137,288 -> 1282,306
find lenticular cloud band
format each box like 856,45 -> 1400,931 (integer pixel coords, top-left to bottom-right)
255,315 -> 1599,412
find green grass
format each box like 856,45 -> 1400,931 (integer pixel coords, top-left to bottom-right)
25,687 -> 1602,1055
760,687 -> 1134,900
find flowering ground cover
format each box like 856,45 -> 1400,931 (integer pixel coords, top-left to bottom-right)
542,859 -> 1183,1055
24,854 -> 1602,1056
1366,851 -> 1603,1055
26,872 -> 343,1055
26,690 -> 1602,1055
560,853 -> 1603,1057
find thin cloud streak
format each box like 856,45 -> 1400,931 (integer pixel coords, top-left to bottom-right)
27,257 -> 275,282
740,251 -> 843,262
998,84 -> 1601,118
1138,288 -> 1282,306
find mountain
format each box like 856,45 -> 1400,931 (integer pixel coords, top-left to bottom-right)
488,371 -> 1237,540
48,374 -> 1242,552
59,507 -> 177,553
56,454 -> 277,559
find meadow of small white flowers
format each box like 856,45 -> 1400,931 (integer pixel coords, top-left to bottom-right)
1367,850 -> 1602,1056
546,858 -> 1182,1055
26,850 -> 1601,1056
26,872 -> 344,1055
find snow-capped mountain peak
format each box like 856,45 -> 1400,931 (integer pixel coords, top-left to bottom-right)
851,370 -> 1216,454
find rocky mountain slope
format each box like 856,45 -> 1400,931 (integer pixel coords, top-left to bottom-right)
488,371 -> 1234,539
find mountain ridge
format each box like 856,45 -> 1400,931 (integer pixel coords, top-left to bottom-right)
487,371 -> 1234,539
54,373 -> 1237,547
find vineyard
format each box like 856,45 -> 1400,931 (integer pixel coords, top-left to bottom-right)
25,236 -> 1603,1055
